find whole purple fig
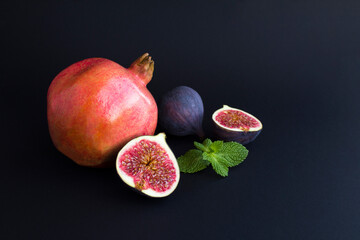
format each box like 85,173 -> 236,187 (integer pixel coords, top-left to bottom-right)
159,86 -> 204,138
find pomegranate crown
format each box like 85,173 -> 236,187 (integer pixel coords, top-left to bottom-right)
128,53 -> 154,85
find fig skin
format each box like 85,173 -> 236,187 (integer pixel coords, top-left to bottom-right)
212,123 -> 262,144
212,105 -> 262,144
159,86 -> 204,138
47,53 -> 157,167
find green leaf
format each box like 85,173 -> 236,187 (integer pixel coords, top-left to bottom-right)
211,160 -> 229,177
202,138 -> 213,148
194,141 -> 209,152
177,138 -> 249,177
203,152 -> 229,177
217,142 -> 249,167
177,149 -> 210,173
209,141 -> 223,152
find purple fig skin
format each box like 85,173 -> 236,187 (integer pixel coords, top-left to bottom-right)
212,121 -> 261,144
159,86 -> 204,138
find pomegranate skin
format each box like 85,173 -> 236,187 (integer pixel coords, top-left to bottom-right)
47,53 -> 158,167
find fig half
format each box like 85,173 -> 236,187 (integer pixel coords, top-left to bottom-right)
116,133 -> 180,198
212,105 -> 262,144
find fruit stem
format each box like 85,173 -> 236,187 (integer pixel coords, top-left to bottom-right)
128,53 -> 154,85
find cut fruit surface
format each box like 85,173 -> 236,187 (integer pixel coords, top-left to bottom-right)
212,105 -> 262,144
213,106 -> 262,131
116,133 -> 179,198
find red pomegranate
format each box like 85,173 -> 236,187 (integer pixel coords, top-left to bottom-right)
47,53 -> 158,167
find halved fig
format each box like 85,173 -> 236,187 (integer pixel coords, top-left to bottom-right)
116,133 -> 180,198
212,105 -> 262,144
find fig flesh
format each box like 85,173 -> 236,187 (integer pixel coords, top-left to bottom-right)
116,133 -> 180,198
212,105 -> 262,144
159,86 -> 204,138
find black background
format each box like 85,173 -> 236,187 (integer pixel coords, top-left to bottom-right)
2,0 -> 360,239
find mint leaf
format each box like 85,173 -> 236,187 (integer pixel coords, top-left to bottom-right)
177,149 -> 210,173
211,160 -> 229,177
209,141 -> 223,152
202,139 -> 213,149
194,141 -> 209,152
217,142 -> 249,167
176,138 -> 249,177
202,152 -> 229,177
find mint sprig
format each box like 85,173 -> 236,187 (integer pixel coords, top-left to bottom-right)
177,149 -> 210,173
177,139 -> 249,177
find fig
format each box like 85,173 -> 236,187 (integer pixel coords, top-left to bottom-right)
212,105 -> 262,144
116,133 -> 180,198
159,86 -> 204,138
47,53 -> 158,167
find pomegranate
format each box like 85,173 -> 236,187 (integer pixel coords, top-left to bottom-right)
116,133 -> 180,198
47,53 -> 158,167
